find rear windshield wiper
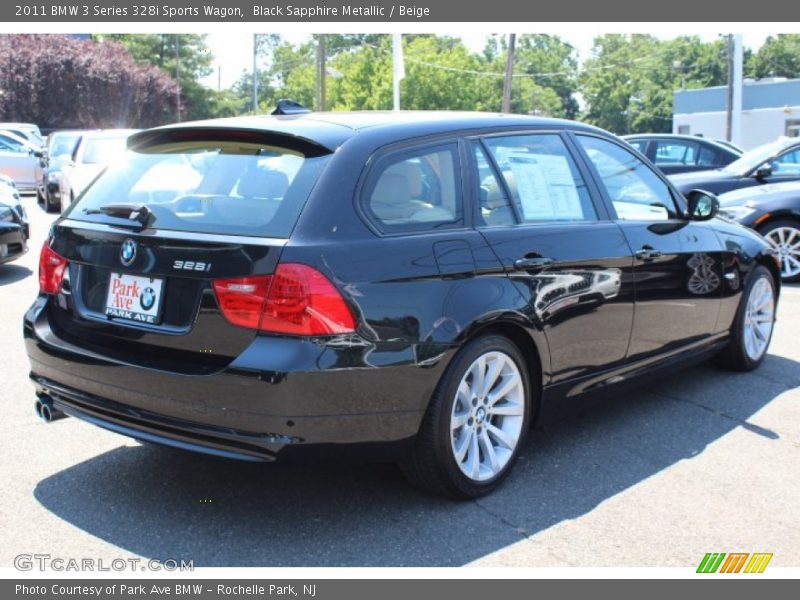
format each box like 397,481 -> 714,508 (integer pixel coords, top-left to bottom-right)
82,203 -> 155,229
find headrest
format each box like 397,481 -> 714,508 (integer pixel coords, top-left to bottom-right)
385,161 -> 423,197
370,173 -> 413,219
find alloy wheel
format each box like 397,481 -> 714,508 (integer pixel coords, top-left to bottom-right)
764,226 -> 800,280
743,276 -> 775,362
450,351 -> 525,482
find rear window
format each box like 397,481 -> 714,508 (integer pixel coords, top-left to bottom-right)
65,140 -> 330,239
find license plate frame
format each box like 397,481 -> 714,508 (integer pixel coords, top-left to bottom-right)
104,272 -> 165,325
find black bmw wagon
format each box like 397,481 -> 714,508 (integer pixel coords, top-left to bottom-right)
25,111 -> 781,498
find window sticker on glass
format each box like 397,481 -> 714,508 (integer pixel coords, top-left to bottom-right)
506,153 -> 583,221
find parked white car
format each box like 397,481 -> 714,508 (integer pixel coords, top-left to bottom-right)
59,129 -> 138,211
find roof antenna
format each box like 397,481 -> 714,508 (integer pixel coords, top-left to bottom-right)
271,100 -> 311,116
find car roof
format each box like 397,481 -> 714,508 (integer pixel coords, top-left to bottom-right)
130,111 -> 609,153
622,133 -> 741,153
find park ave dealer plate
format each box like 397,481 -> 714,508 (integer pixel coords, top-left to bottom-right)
105,272 -> 164,324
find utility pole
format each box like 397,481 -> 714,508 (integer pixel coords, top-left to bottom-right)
217,65 -> 221,92
316,34 -> 326,112
502,33 -> 516,113
392,33 -> 405,111
725,34 -> 733,142
175,34 -> 181,122
732,34 -> 743,146
252,34 -> 259,113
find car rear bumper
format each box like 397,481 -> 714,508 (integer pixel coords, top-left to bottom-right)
24,297 -> 445,461
0,225 -> 27,264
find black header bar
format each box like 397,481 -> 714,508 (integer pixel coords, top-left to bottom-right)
4,0 -> 800,22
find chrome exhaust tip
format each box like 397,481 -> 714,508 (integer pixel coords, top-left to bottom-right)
36,395 -> 67,423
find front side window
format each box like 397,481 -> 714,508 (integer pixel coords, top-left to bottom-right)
627,139 -> 649,154
578,135 -> 678,222
66,140 -> 330,238
365,143 -> 462,232
483,133 -> 596,223
0,135 -> 26,153
697,146 -> 719,167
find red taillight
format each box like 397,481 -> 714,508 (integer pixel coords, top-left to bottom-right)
213,264 -> 356,336
212,275 -> 272,329
39,243 -> 68,294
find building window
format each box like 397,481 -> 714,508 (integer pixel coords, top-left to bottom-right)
787,119 -> 800,138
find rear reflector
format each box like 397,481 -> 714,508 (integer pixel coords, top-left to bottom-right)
39,243 -> 68,294
213,264 -> 356,336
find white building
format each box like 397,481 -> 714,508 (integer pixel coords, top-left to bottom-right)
673,78 -> 800,150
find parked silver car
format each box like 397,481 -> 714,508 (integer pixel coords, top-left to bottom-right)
0,131 -> 41,192
0,122 -> 44,147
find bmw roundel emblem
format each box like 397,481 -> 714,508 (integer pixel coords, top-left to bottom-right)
120,239 -> 137,267
140,287 -> 156,311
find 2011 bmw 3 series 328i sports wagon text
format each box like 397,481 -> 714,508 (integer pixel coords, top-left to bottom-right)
25,111 -> 781,498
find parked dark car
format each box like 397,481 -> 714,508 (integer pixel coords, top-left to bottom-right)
24,112 -> 781,498
623,134 -> 741,175
719,181 -> 800,282
670,137 -> 800,195
0,175 -> 29,264
39,130 -> 83,213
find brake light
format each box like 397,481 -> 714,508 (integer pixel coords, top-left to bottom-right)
39,243 -> 68,294
213,264 -> 356,336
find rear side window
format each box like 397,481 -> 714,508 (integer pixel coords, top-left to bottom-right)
483,133 -> 597,222
654,140 -> 698,166
363,143 -> 462,233
66,140 -> 330,239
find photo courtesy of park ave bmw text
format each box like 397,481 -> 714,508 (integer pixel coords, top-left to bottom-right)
0,0 -> 798,594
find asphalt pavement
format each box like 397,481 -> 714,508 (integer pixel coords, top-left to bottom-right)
1,195 -> 798,568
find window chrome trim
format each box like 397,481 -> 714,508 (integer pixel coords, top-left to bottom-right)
57,219 -> 288,247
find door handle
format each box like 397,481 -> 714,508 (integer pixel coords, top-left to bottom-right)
514,257 -> 554,271
634,246 -> 662,261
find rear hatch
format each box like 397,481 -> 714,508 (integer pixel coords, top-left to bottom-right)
46,127 -> 333,375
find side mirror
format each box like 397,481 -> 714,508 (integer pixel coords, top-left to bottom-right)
685,189 -> 720,221
754,163 -> 772,179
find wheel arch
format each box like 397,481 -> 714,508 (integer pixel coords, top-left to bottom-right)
754,210 -> 800,233
454,318 -> 548,427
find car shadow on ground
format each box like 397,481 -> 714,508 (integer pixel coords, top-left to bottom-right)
33,355 -> 799,567
0,264 -> 32,286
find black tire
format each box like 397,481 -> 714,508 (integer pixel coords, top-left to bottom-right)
715,265 -> 776,372
400,334 -> 533,499
44,190 -> 58,213
757,219 -> 800,283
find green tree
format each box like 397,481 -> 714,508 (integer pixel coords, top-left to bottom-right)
512,34 -> 580,118
580,34 -> 728,134
749,34 -> 800,79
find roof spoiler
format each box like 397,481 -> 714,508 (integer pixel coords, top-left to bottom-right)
127,126 -> 332,157
271,100 -> 311,116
